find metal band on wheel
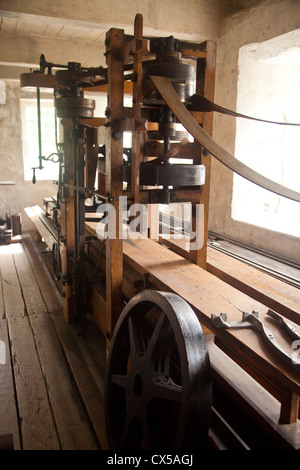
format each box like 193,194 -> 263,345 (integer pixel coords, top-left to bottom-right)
105,289 -> 211,450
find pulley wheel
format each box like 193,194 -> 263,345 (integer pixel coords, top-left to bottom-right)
54,96 -> 95,118
105,289 -> 211,450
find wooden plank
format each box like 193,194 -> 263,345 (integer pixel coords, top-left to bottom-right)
210,239 -> 300,287
22,233 -> 62,313
0,319 -> 21,450
189,41 -> 216,269
207,247 -> 300,326
130,14 -> 144,204
0,245 -> 25,318
105,27 -> 125,336
29,314 -> 100,450
8,316 -> 60,450
160,236 -> 300,326
50,310 -> 108,449
24,206 -> 57,249
12,243 -> 47,316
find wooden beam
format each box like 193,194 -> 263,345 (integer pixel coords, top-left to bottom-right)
159,236 -> 300,326
190,41 -> 216,269
104,27 -> 125,337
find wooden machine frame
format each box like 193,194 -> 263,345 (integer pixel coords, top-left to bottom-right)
23,14 -> 300,450
83,15 -> 216,339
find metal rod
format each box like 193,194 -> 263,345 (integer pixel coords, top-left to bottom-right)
63,183 -> 113,202
36,87 -> 43,169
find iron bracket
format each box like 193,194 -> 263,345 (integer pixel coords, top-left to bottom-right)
211,311 -> 300,374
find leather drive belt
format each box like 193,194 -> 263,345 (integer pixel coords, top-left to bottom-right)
149,75 -> 300,203
187,93 -> 300,127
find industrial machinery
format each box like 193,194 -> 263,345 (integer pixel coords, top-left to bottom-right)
21,14 -> 300,450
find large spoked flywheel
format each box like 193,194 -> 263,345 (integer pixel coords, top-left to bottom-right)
105,290 -> 211,450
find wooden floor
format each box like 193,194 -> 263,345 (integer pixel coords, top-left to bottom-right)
0,233 -> 107,450
1,230 -> 299,451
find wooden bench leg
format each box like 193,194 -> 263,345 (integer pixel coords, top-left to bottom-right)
279,389 -> 299,424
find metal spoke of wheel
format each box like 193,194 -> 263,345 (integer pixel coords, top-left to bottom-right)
105,290 -> 211,450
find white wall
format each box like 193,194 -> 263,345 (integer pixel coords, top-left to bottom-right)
209,0 -> 300,261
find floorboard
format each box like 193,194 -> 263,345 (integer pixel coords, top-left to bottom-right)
22,234 -> 62,313
0,319 -> 20,449
13,244 -> 47,316
8,315 -> 60,450
51,311 -> 108,449
30,314 -> 100,450
0,245 -> 25,318
0,237 -> 106,450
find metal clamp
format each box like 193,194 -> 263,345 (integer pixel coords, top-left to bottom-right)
211,311 -> 300,374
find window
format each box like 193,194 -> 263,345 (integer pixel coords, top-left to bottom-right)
21,98 -> 59,181
232,30 -> 300,238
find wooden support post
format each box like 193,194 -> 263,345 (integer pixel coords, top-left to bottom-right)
189,41 -> 216,269
130,14 -> 144,205
279,389 -> 300,424
60,118 -> 76,322
105,27 -> 125,339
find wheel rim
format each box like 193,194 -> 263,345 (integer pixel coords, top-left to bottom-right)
105,290 -> 211,450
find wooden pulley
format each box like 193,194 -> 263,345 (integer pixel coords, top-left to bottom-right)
54,96 -> 95,119
143,36 -> 194,105
20,72 -> 65,90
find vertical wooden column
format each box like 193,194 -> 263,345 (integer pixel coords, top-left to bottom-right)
189,41 -> 216,269
105,28 -> 124,339
131,14 -> 143,204
60,118 -> 76,322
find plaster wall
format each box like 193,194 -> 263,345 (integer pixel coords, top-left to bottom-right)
210,0 -> 300,262
0,81 -> 54,231
0,0 -> 229,42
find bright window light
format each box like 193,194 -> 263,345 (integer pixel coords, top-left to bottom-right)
232,30 -> 300,238
20,98 -> 59,181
